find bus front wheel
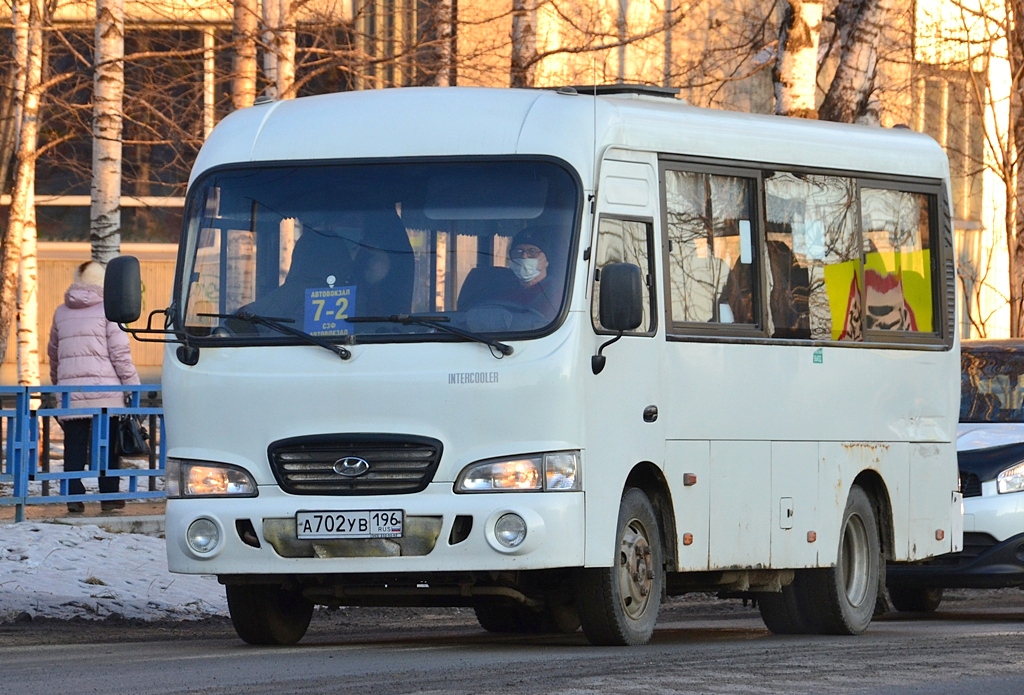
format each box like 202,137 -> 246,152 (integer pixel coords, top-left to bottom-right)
226,583 -> 314,645
576,487 -> 664,646
803,484 -> 881,635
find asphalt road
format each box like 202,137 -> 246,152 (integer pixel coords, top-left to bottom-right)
2,590 -> 1023,694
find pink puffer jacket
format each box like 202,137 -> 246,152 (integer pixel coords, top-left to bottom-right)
47,283 -> 141,418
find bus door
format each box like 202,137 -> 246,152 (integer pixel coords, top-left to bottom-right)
584,153 -> 665,564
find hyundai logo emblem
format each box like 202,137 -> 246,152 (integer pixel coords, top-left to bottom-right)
334,457 -> 371,477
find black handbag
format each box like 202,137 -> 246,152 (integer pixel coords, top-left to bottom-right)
118,415 -> 150,456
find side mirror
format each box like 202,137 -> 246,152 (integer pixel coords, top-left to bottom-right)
104,255 -> 142,324
598,262 -> 644,332
592,262 -> 645,375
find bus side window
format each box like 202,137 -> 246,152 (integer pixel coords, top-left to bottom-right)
591,218 -> 655,334
664,170 -> 758,326
860,188 -> 934,333
764,172 -> 862,341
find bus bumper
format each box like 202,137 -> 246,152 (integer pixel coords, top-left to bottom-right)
165,483 -> 586,575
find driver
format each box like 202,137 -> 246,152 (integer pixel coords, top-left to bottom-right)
507,228 -> 560,321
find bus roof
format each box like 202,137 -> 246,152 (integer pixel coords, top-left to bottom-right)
190,87 -> 950,188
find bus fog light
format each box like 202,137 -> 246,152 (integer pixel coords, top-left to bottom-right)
186,518 -> 220,554
494,513 -> 527,548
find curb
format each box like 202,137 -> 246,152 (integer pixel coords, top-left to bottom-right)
50,514 -> 165,535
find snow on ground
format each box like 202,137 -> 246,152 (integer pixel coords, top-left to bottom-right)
0,522 -> 227,621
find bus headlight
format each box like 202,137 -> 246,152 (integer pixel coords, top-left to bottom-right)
997,462 -> 1024,494
455,451 -> 580,492
166,458 -> 258,499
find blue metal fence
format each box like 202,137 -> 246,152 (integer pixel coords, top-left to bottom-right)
0,385 -> 164,522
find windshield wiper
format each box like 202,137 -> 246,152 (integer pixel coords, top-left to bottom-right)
347,314 -> 513,357
199,311 -> 352,360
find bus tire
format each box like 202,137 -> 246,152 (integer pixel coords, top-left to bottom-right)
226,583 -> 314,645
474,604 -> 580,634
887,586 -> 943,613
757,581 -> 814,634
576,487 -> 663,646
802,485 -> 881,635
474,604 -> 526,633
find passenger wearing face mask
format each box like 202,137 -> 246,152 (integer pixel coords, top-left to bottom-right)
507,229 -> 560,321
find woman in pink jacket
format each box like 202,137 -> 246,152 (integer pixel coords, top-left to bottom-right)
47,261 -> 140,513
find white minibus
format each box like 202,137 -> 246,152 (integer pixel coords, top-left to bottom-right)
106,85 -> 962,646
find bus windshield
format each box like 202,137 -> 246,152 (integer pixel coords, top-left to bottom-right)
178,160 -> 580,343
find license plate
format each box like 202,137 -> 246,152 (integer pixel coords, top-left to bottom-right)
296,510 -> 404,539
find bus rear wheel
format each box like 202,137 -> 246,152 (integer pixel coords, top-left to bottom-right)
888,586 -> 943,613
802,485 -> 881,635
576,488 -> 663,646
474,604 -> 580,634
757,580 -> 814,634
226,583 -> 314,645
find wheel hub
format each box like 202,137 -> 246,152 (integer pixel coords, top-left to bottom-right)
618,518 -> 654,619
841,512 -> 870,607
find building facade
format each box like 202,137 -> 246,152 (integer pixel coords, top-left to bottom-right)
0,0 -> 1010,379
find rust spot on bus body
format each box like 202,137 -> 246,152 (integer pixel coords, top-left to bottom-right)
840,441 -> 889,470
827,442 -> 890,507
840,442 -> 890,454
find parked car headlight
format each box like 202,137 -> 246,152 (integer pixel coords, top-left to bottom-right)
455,451 -> 580,492
166,458 -> 258,499
997,462 -> 1024,494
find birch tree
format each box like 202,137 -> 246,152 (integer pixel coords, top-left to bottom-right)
1009,0 -> 1024,335
773,0 -> 824,118
91,0 -> 125,264
0,61 -> 18,198
818,0 -> 891,124
429,0 -> 455,86
500,0 -> 687,89
16,0 -> 44,386
511,0 -> 539,88
233,0 -> 259,108
0,0 -> 44,367
926,0 -> 1024,335
263,0 -> 297,99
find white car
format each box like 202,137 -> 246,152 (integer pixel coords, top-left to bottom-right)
887,340 -> 1024,611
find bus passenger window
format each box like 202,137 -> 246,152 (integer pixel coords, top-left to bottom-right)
664,171 -> 757,326
860,188 -> 934,333
765,173 -> 862,341
591,218 -> 654,333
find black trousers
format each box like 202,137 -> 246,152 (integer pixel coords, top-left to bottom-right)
61,417 -> 121,496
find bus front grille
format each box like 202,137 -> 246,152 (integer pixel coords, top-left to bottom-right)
268,434 -> 443,495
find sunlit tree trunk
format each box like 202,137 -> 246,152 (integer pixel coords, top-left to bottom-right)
232,0 -> 259,109
818,0 -> 889,125
91,0 -> 124,265
263,0 -> 296,99
511,0 -> 538,88
0,19 -> 24,196
1,0 -> 43,367
429,0 -> 454,86
773,0 -> 823,119
1009,0 -> 1024,335
17,0 -> 43,387
663,0 -> 674,88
